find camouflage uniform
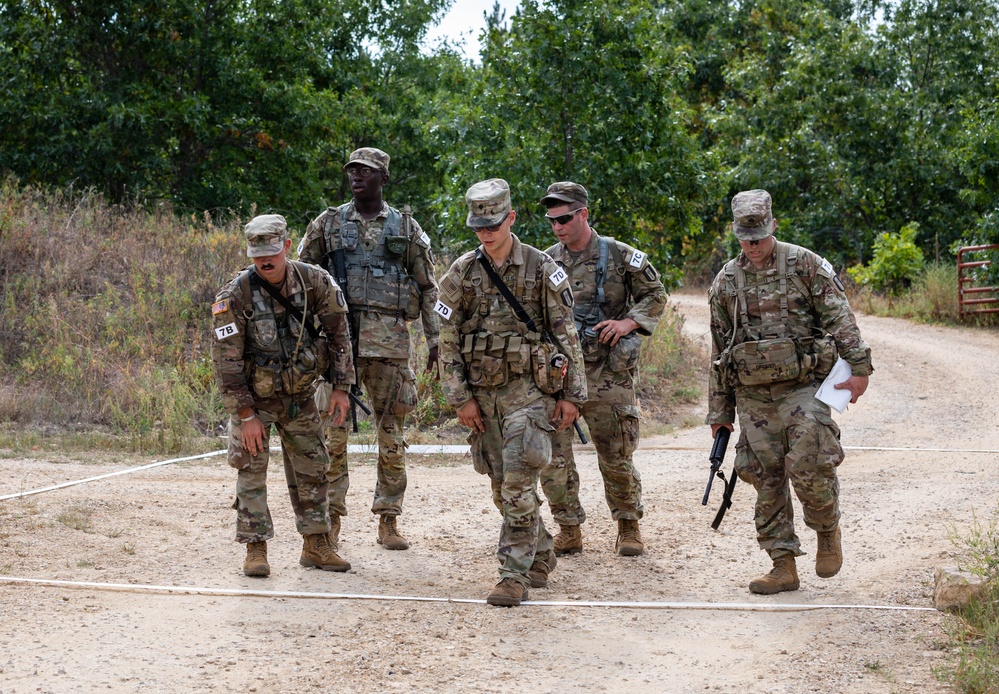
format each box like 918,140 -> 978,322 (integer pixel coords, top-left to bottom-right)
211,224 -> 354,544
298,152 -> 439,522
707,195 -> 872,561
540,231 -> 667,525
438,208 -> 586,588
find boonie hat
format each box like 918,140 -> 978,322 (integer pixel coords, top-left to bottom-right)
465,178 -> 512,228
244,214 -> 288,258
541,181 -> 588,207
343,147 -> 390,175
732,189 -> 774,241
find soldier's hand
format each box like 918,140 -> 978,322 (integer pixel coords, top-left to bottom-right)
594,317 -> 640,346
425,345 -> 440,381
456,398 -> 485,433
711,423 -> 734,437
552,400 -> 579,432
240,416 -> 266,457
328,389 -> 351,427
834,374 -> 869,403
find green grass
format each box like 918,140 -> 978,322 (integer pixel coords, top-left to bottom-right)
940,508 -> 999,692
55,504 -> 95,533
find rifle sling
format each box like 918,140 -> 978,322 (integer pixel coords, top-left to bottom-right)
475,249 -> 539,335
249,265 -> 321,342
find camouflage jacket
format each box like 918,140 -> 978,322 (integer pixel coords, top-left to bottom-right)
546,230 -> 667,392
298,201 -> 439,360
706,239 -> 873,425
437,234 -> 587,410
211,261 -> 355,414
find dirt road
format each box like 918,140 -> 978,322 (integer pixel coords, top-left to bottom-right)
1,291 -> 997,693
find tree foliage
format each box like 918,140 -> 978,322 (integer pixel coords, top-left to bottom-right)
0,0 -> 998,280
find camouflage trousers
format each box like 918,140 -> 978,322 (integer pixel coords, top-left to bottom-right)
733,381 -> 844,559
227,396 -> 331,543
542,401 -> 643,524
320,356 -> 417,517
468,386 -> 556,586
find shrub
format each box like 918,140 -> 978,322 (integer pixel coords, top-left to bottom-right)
848,222 -> 925,295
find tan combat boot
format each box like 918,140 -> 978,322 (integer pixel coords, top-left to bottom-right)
553,524 -> 583,556
749,555 -> 800,594
243,541 -> 270,577
526,552 -> 558,588
815,527 -> 843,578
616,519 -> 644,556
377,515 -> 410,550
300,533 -> 351,572
486,577 -> 529,607
329,512 -> 342,551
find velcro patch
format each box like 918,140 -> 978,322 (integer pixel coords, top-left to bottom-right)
212,299 -> 230,315
214,323 -> 239,341
834,275 -> 845,292
629,250 -> 646,268
419,230 -> 431,246
434,300 -> 454,321
548,266 -> 568,287
440,274 -> 461,301
642,265 -> 659,282
820,258 -> 834,276
335,288 -> 346,307
560,289 -> 574,308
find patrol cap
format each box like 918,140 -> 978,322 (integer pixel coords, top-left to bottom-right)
244,214 -> 288,258
343,147 -> 390,175
541,181 -> 588,207
465,178 -> 512,228
731,189 -> 774,241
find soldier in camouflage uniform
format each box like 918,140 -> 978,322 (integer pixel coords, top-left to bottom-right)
298,148 -> 440,552
437,178 -> 587,607
706,190 -> 872,594
537,182 -> 667,558
211,214 -> 355,577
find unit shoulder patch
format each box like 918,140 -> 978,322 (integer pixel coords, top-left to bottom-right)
560,289 -> 574,308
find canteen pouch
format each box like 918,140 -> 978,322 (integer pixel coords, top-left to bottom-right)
730,336 -> 801,386
532,341 -> 568,394
606,332 -> 642,373
280,347 -> 321,396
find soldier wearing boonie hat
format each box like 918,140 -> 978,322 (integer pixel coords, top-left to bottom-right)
436,177 -> 587,607
706,189 -> 873,596
211,213 -> 356,578
297,147 -> 440,554
538,180 -> 667,560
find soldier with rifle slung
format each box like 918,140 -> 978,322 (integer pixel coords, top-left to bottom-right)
298,147 -> 440,552
706,190 -> 872,595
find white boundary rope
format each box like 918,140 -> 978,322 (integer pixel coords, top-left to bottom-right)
0,575 -> 937,612
2,443 -> 997,502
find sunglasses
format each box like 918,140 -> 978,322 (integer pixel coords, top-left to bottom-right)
475,212 -> 510,233
545,208 -> 585,225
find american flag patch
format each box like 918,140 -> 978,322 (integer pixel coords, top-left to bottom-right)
212,300 -> 230,315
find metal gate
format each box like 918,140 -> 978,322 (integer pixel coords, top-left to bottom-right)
958,244 -> 999,318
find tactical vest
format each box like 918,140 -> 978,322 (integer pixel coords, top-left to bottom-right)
322,204 -> 417,318
567,236 -> 626,363
237,264 -> 328,398
457,250 -> 543,387
717,242 -> 833,386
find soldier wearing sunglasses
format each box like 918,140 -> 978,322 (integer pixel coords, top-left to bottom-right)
538,181 -> 668,558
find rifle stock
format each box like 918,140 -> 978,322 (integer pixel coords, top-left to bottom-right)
324,248 -> 368,432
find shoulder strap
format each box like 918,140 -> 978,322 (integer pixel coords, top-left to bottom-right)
475,250 -> 539,334
595,236 -> 609,306
249,263 -> 321,341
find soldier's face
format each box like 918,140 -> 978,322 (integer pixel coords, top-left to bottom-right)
738,230 -> 776,268
546,203 -> 589,251
346,164 -> 386,201
474,210 -> 515,260
252,239 -> 292,284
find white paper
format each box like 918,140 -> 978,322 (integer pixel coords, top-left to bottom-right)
815,357 -> 853,413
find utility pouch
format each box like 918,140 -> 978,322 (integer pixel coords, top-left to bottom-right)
606,332 -> 642,373
532,341 -> 568,394
340,222 -> 359,251
402,278 -> 421,321
281,349 -> 320,396
251,361 -> 281,398
730,337 -> 800,386
578,325 -> 608,363
384,235 -> 409,257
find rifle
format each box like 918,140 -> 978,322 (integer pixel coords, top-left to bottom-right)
573,421 -> 588,445
702,427 -> 737,529
323,247 -> 372,431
